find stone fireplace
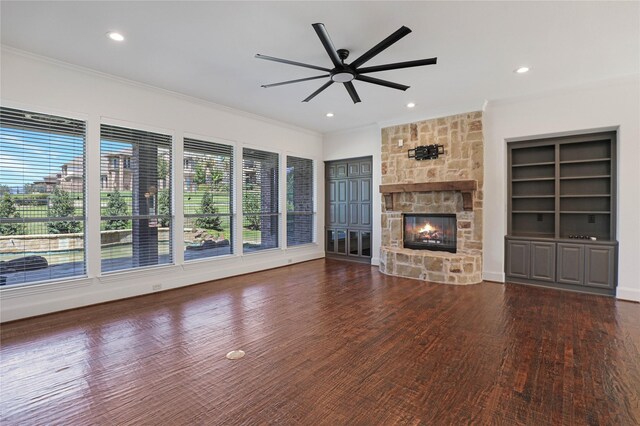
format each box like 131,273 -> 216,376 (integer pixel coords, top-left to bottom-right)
379,112 -> 484,285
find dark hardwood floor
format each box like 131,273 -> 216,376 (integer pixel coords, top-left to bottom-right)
1,259 -> 639,425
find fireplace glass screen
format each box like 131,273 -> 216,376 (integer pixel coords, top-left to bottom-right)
403,214 -> 457,253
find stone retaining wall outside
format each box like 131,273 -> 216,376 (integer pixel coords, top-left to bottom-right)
0,229 -> 170,254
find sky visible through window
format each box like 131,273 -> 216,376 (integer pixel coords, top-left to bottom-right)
0,126 -> 129,192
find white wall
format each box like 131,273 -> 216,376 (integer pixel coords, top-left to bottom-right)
483,76 -> 640,301
0,48 -> 325,321
323,124 -> 382,265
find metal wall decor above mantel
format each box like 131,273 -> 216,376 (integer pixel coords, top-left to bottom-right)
379,180 -> 478,211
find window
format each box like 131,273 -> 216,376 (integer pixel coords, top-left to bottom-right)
111,158 -> 119,169
0,106 -> 86,286
286,156 -> 314,246
100,124 -> 172,273
123,157 -> 131,169
242,148 -> 278,252
183,138 -> 233,261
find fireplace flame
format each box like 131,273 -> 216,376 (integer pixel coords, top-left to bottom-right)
418,223 -> 434,233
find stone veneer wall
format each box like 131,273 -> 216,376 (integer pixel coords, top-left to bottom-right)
379,111 -> 484,284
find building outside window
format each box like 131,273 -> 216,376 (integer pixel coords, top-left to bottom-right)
100,124 -> 172,273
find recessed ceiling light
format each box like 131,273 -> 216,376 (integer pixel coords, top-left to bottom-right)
515,66 -> 530,74
326,112 -> 334,118
107,32 -> 125,42
406,102 -> 416,108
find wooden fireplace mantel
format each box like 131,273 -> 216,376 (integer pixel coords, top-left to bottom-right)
379,180 -> 478,211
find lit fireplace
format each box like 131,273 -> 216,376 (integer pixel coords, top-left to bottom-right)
403,214 -> 457,253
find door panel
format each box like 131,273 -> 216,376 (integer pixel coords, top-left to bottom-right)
326,230 -> 335,253
348,163 -> 360,177
336,164 -> 347,178
337,204 -> 347,225
336,230 -> 347,254
349,180 -> 359,202
337,180 -> 347,202
360,179 -> 371,202
360,204 -> 371,227
360,161 -> 372,176
349,231 -> 359,256
349,204 -> 359,226
361,232 -> 371,257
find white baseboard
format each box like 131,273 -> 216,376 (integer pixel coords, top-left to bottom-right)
482,271 -> 505,283
616,287 -> 640,302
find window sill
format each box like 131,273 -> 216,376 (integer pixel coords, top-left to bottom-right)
0,276 -> 92,299
99,263 -> 176,284
182,253 -> 239,268
241,247 -> 283,257
285,243 -> 319,250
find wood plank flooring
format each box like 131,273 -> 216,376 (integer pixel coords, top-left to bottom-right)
1,259 -> 639,425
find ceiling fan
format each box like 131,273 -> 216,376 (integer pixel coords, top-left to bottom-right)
255,23 -> 437,104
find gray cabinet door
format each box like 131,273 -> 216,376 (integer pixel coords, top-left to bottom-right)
325,157 -> 372,261
557,243 -> 584,285
584,245 -> 615,289
530,242 -> 556,282
506,240 -> 530,279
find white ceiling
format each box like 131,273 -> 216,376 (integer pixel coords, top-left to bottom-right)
1,1 -> 638,134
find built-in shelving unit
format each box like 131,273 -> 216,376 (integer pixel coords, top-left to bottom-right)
506,132 -> 617,296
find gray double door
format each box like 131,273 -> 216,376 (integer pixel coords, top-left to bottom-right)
325,157 -> 372,262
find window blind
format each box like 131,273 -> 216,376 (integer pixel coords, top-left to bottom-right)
242,148 -> 279,252
183,138 -> 233,260
0,106 -> 86,286
100,124 -> 172,272
286,156 -> 314,246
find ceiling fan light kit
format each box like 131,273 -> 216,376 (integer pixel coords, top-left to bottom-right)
256,23 -> 437,104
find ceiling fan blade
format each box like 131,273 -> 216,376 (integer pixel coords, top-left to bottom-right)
350,26 -> 412,69
356,57 -> 438,74
255,54 -> 331,72
355,75 -> 409,91
261,75 -> 330,88
312,23 -> 343,68
303,80 -> 334,102
344,82 -> 361,104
